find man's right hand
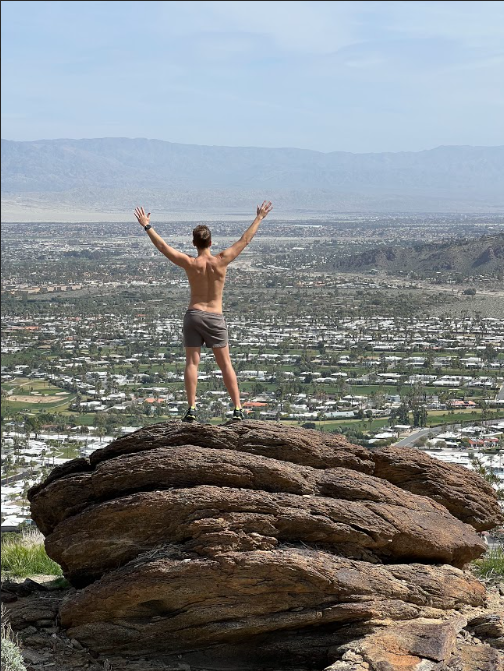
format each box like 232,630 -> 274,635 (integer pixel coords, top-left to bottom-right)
257,201 -> 273,220
134,206 -> 151,229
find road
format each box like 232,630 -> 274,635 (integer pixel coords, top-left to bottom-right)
395,418 -> 503,447
395,428 -> 433,447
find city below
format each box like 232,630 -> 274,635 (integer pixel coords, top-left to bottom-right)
1,214 -> 503,534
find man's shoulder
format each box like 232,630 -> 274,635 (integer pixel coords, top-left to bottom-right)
204,253 -> 225,265
212,251 -> 229,264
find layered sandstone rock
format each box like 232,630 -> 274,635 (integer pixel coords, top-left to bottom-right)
28,421 -> 503,667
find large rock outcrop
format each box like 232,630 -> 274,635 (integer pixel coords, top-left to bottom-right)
28,421 -> 502,669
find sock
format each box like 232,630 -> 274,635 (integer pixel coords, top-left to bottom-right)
234,406 -> 242,411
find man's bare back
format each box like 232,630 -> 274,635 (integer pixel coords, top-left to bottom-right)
185,253 -> 227,314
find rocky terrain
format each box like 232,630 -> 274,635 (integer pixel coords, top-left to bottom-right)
8,421 -> 504,670
2,576 -> 503,671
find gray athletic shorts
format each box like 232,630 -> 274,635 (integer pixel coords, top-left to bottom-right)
183,309 -> 228,348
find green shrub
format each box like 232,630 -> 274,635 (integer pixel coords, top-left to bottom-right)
1,606 -> 27,671
1,529 -> 62,578
472,545 -> 504,581
1,639 -> 27,671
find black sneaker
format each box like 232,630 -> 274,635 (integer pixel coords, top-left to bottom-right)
182,407 -> 197,423
232,408 -> 245,421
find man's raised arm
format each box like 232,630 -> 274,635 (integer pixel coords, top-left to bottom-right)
219,201 -> 273,265
133,207 -> 191,268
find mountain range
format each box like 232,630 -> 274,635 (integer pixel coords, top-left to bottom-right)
335,233 -> 504,278
2,138 -> 504,219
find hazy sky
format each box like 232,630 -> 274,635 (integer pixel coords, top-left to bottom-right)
2,0 -> 504,153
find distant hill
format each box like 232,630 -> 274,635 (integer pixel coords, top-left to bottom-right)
2,138 -> 504,218
335,233 -> 504,277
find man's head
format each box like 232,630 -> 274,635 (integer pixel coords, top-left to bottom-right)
192,224 -> 212,249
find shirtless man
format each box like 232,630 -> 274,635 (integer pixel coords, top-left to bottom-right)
133,201 -> 273,422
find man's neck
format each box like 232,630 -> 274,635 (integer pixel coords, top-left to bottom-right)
197,248 -> 212,257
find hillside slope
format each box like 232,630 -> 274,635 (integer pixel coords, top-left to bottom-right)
334,233 -> 504,277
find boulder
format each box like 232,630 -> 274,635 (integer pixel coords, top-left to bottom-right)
325,616 -> 504,671
58,549 -> 485,655
344,617 -> 466,669
28,421 -> 502,666
371,445 -> 502,531
43,461 -> 484,583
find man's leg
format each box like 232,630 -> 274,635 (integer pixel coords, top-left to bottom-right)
212,346 -> 241,408
184,347 -> 201,408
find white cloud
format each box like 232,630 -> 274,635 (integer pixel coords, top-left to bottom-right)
382,0 -> 504,48
175,1 -> 360,54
